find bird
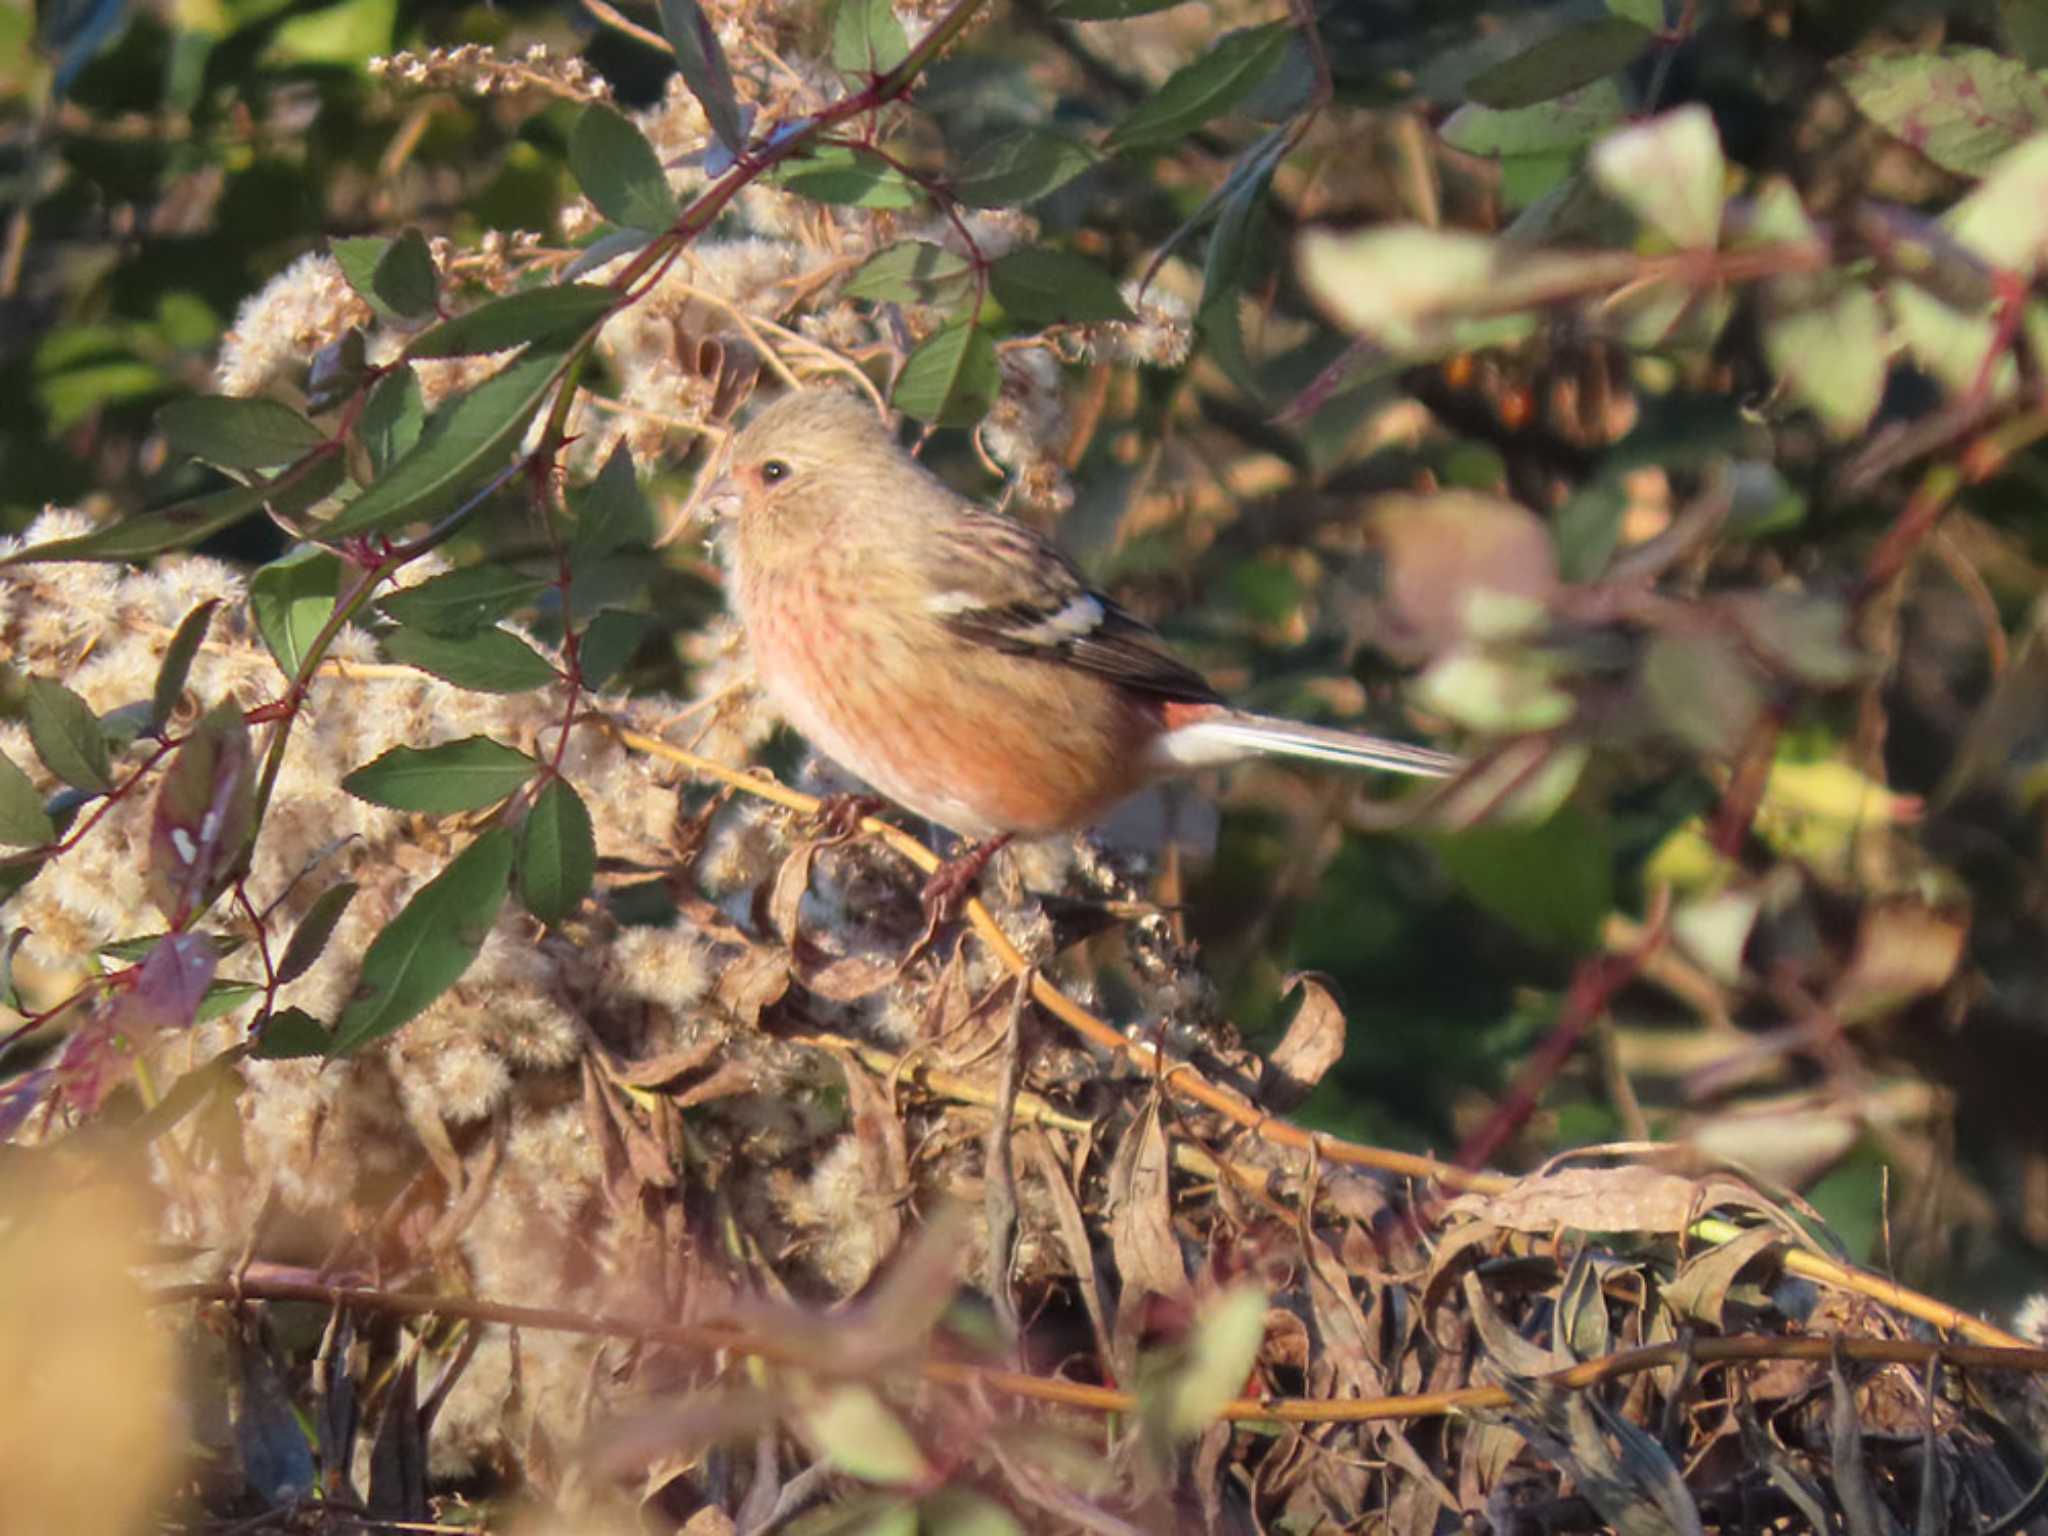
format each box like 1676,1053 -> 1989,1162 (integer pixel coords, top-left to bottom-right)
700,386 -> 1459,894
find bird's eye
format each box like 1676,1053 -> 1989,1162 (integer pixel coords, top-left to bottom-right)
759,459 -> 791,484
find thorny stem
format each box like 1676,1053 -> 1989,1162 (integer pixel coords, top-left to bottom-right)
152,1273 -> 2048,1426
610,724 -> 2029,1352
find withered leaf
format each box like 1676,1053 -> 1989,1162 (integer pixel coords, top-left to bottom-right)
1260,972 -> 1348,1112
1106,1099 -> 1190,1312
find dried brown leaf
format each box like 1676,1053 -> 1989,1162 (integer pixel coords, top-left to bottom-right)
1106,1101 -> 1190,1325
1260,972 -> 1348,1112
1661,1224 -> 1782,1327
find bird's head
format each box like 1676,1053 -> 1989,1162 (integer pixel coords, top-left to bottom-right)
700,386 -> 903,530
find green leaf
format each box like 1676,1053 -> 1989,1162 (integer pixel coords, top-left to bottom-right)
1588,104 -> 1726,249
517,778 -> 595,924
768,146 -> 919,208
381,626 -> 559,694
151,599 -> 220,732
341,736 -> 539,813
2001,0 -> 2048,69
406,284 -> 617,360
657,0 -> 748,156
276,882 -> 359,986
157,396 -> 328,470
1606,0 -> 1663,26
0,456 -> 345,566
318,341 -> 577,537
1464,16 -> 1653,110
570,444 -> 653,557
0,927 -> 29,1011
833,0 -> 908,75
254,1007 -> 332,1059
1552,479 -> 1627,582
328,827 -> 514,1056
1763,280 -> 1887,439
1104,24 -> 1292,153
0,752 -> 53,848
1143,1284 -> 1267,1444
1942,131 -> 2048,274
1836,47 -> 2048,178
26,678 -> 112,793
1431,807 -> 1614,950
332,236 -> 394,318
570,104 -> 681,233
374,229 -> 439,322
1642,630 -> 1766,757
802,1386 -> 932,1486
987,248 -> 1133,325
1441,77 -> 1628,156
578,609 -> 655,689
952,127 -> 1098,208
1199,133 -> 1285,322
378,564 -> 546,636
843,242 -> 977,307
360,366 -> 425,473
891,321 -> 999,427
1297,224 -> 1553,355
249,547 -> 341,677
332,231 -> 437,326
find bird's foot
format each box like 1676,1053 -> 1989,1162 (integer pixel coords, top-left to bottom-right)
811,793 -> 886,842
917,834 -> 1014,936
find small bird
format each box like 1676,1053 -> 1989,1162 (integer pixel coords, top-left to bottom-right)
703,387 -> 1458,875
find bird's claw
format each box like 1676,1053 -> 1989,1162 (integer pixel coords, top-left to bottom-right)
811,793 -> 886,842
916,833 -> 1014,935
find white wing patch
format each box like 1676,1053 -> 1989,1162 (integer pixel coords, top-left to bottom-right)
927,590 -> 1106,648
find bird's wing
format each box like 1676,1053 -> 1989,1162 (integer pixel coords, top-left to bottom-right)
920,504 -> 1222,706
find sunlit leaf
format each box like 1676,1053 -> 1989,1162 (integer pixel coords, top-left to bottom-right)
150,599 -> 219,732
1588,104 -> 1726,248
570,104 -> 681,233
891,320 -> 999,426
157,397 -> 327,470
843,242 -> 977,307
341,736 -> 539,813
768,145 -> 919,208
517,777 -> 595,924
1836,46 -> 2048,177
249,547 -> 341,678
376,564 -> 546,635
318,341 -> 578,536
405,284 -> 617,360
0,753 -> 53,848
381,626 -> 559,694
801,1386 -> 932,1486
328,827 -> 514,1055
0,456 -> 344,567
832,0 -> 907,75
26,678 -> 112,793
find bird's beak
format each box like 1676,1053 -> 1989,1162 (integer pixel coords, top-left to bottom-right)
657,472 -> 742,548
702,474 -> 742,520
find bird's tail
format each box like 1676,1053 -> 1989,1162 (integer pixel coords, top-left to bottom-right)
1155,708 -> 1461,779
